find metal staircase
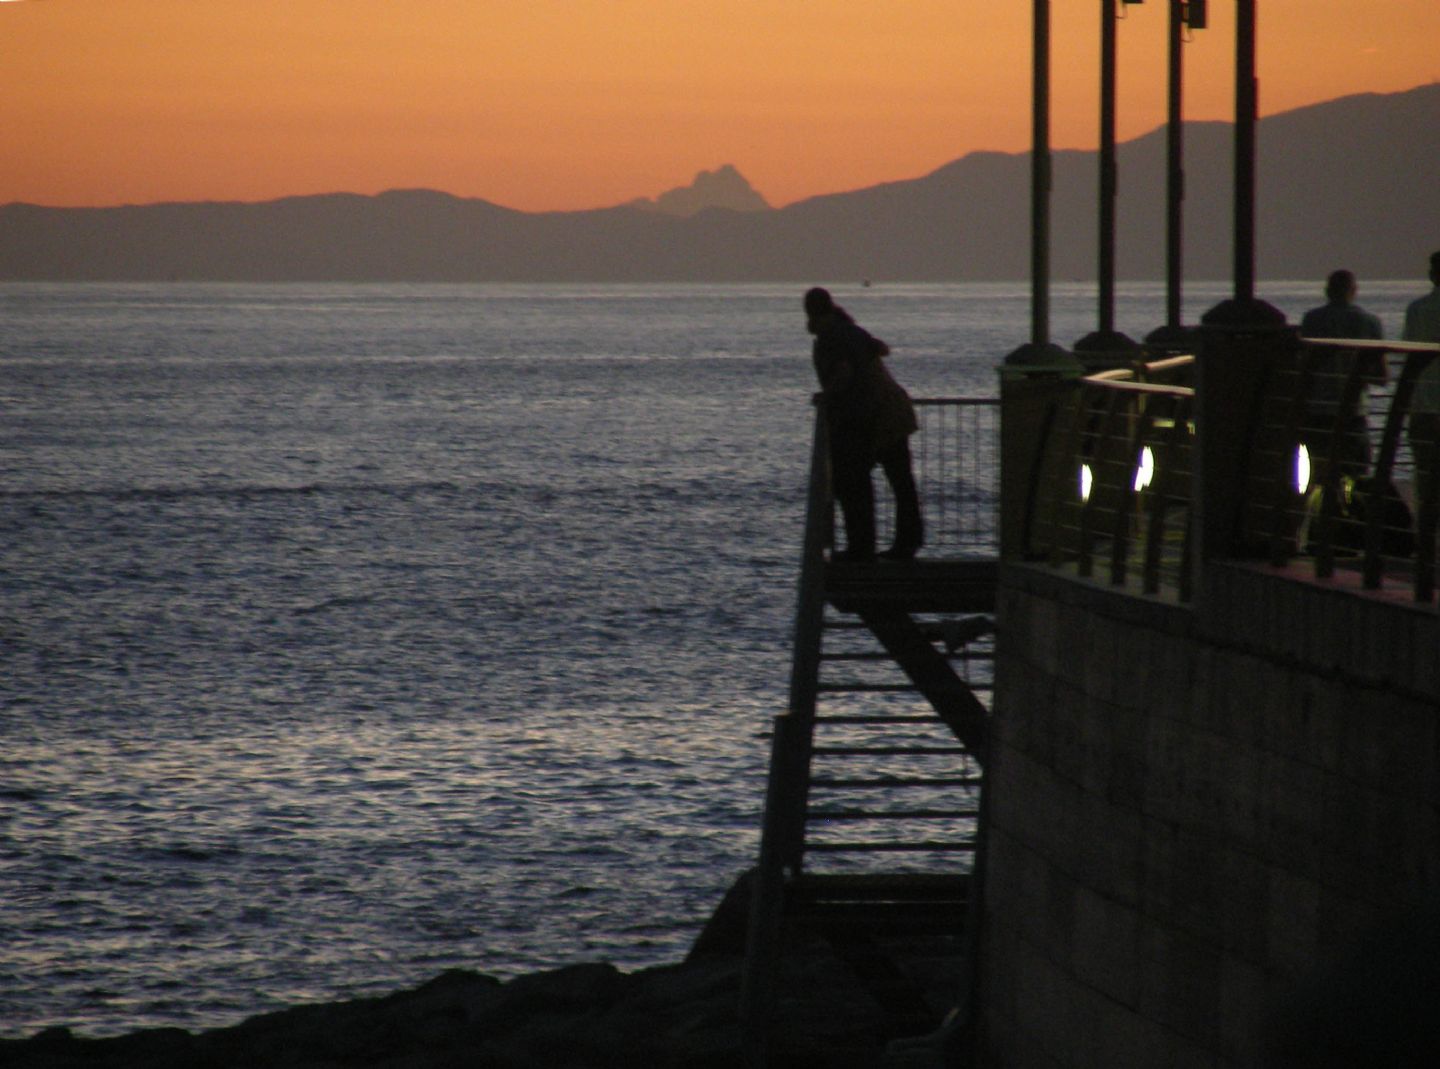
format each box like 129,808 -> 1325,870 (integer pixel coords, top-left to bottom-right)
739,406 -> 998,1064
799,607 -> 990,861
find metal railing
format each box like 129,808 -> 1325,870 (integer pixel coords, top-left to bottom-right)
743,396 -> 996,1062
1019,338 -> 1440,606
1240,338 -> 1439,601
1025,355 -> 1196,601
875,398 -> 1000,558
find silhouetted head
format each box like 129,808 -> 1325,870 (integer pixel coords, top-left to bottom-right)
804,287 -> 835,319
803,286 -> 859,336
804,287 -> 840,335
1325,269 -> 1357,303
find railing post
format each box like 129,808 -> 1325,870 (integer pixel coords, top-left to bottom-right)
741,401 -> 831,1066
1143,393 -> 1194,596
1113,393 -> 1162,587
1194,322 -> 1299,568
1000,364 -> 1081,560
1309,357 -> 1371,579
1079,389 -> 1130,580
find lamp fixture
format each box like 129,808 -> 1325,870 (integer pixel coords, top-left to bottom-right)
1133,447 -> 1156,493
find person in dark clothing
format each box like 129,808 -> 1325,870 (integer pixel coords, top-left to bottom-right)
803,286 -> 922,562
1299,269 -> 1386,477
1300,269 -> 1384,341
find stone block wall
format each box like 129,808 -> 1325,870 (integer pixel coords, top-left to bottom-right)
979,563 -> 1438,1067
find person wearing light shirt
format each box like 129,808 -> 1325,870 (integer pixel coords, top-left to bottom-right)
1404,250 -> 1440,570
1404,250 -> 1440,349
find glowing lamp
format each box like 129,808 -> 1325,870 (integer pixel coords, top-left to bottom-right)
1133,446 -> 1155,493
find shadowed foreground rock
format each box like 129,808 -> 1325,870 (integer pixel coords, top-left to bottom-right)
0,953 -> 943,1068
0,960 -> 739,1069
0,873 -> 968,1068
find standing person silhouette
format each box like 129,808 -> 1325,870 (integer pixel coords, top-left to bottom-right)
1405,251 -> 1440,573
804,287 -> 922,562
1299,268 -> 1385,476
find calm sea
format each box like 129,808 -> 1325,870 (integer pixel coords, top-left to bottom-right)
0,279 -> 1424,1038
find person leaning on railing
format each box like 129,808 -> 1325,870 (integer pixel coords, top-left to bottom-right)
803,286 -> 923,563
1405,250 -> 1440,558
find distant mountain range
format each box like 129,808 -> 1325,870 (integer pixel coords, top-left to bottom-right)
623,164 -> 771,216
2,84 -> 1436,282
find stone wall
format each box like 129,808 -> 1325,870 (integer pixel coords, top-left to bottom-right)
979,562 -> 1439,1067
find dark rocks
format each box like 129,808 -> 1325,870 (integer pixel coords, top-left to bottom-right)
0,948 -> 957,1068
0,872 -> 968,1068
0,962 -> 747,1068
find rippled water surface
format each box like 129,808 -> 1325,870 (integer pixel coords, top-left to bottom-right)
0,280 -> 1422,1037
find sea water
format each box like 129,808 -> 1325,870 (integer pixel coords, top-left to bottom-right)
0,280 -> 1424,1037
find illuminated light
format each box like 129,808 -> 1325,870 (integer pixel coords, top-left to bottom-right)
1080,463 -> 1094,503
1133,446 -> 1155,492
1295,444 -> 1311,494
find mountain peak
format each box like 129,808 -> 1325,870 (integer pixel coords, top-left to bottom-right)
629,164 -> 770,216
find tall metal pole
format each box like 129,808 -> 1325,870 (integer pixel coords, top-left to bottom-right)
1148,0 -> 1196,348
1165,0 -> 1184,329
1234,0 -> 1257,303
1009,0 -> 1076,365
1031,0 -> 1052,349
1074,0 -> 1136,361
1098,0 -> 1119,338
1200,0 -> 1282,328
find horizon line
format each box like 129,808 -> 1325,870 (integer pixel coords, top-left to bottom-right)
7,81 -> 1435,215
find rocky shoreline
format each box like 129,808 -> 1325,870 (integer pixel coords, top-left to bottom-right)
0,877 -> 960,1068
2,959 -> 749,1069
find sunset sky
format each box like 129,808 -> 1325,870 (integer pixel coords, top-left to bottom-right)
3,1 -> 1437,212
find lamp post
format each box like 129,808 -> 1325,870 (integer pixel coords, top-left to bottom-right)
1005,0 -> 1076,367
1031,0 -> 1052,353
1074,0 -> 1144,366
1202,0 -> 1284,325
1146,0 -> 1206,349
1234,0 -> 1257,305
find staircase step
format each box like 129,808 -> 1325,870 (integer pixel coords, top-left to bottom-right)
814,714 -> 946,725
818,683 -> 921,693
811,776 -> 981,789
785,901 -> 967,931
808,808 -> 980,821
789,872 -> 971,902
813,745 -> 974,757
805,840 -> 977,853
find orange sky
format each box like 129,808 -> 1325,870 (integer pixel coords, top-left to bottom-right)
2,0 -> 1437,211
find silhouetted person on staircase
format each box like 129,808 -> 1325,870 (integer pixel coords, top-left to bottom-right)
803,286 -> 922,562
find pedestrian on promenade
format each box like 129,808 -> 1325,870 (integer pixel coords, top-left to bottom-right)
1301,269 -> 1384,341
1404,251 -> 1440,569
1299,269 -> 1386,475
804,287 -> 922,562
